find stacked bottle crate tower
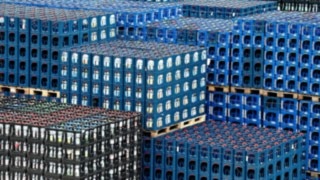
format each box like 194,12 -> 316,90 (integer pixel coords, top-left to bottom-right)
143,121 -> 306,179
59,40 -> 207,131
0,3 -> 116,94
0,96 -> 142,179
0,1 -> 182,100
0,0 -> 318,179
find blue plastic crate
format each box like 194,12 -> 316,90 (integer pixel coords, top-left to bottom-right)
242,73 -> 252,87
285,65 -> 298,79
298,80 -> 310,94
284,79 -> 298,92
251,75 -> 262,88
311,54 -> 320,69
30,73 -> 44,88
311,68 -> 320,82
250,35 -> 262,48
214,70 -> 230,86
230,73 -> 242,87
275,37 -> 287,51
69,78 -> 81,94
275,50 -> 286,65
234,150 -> 246,179
241,34 -> 252,48
156,28 -> 166,43
310,82 -> 320,96
273,77 -> 285,91
287,38 -> 300,52
299,53 -> 311,68
264,61 -> 274,79
243,59 -> 252,75
301,39 -> 312,53
280,113 -> 298,131
207,104 -> 227,122
222,148 -> 234,179
6,73 -> 18,86
230,59 -> 243,73
165,28 -> 177,43
7,30 -> 18,46
186,29 -> 198,46
197,30 -> 208,46
39,75 -> 50,89
176,29 -> 187,44
265,21 -> 276,36
264,49 -> 274,64
228,107 -> 244,124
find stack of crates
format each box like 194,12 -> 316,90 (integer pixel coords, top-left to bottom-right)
181,0 -> 277,19
207,91 -> 228,122
299,101 -> 320,172
143,121 -> 306,180
0,3 -> 116,90
207,91 -> 263,126
231,11 -> 320,95
277,0 -> 320,12
141,18 -> 234,86
0,96 -> 142,179
59,40 -> 207,131
207,91 -> 302,131
116,5 -> 182,41
0,0 -> 183,42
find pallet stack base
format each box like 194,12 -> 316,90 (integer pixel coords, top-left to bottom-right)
143,115 -> 205,137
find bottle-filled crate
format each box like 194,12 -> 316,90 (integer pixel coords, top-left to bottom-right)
143,121 -> 306,180
118,17 -> 234,50
226,11 -> 320,95
58,40 -> 207,131
0,96 -> 142,179
181,0 -> 277,19
0,0 -> 183,26
0,3 -> 116,89
276,0 -> 320,12
206,90 -> 320,171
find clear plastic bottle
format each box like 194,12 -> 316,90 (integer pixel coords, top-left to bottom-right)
75,165 -> 80,177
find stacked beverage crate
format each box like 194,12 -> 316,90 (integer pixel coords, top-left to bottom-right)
232,11 -> 320,95
206,90 -> 320,172
2,0 -> 183,27
0,3 -> 116,90
143,120 -> 306,179
59,40 -> 207,131
277,0 -> 320,12
0,96 -> 142,179
181,0 -> 277,19
232,15 -> 265,88
128,18 -> 233,86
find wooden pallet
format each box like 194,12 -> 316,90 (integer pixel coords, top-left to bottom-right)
307,171 -> 320,178
298,94 -> 320,102
230,87 -> 262,95
0,85 -> 29,94
29,88 -> 60,98
261,90 -> 299,99
207,85 -> 229,92
145,115 -> 206,137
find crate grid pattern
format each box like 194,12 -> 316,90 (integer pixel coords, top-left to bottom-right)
0,96 -> 142,179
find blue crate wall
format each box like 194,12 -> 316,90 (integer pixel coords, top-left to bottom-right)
58,41 -> 206,131
0,3 -> 117,91
143,121 -> 306,180
181,0 -> 277,19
